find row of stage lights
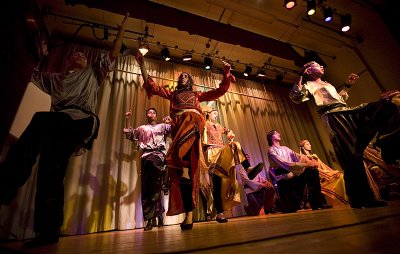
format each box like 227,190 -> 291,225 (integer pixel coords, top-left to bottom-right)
284,0 -> 352,32
137,42 -> 276,78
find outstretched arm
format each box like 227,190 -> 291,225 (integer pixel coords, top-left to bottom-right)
290,67 -> 309,104
338,73 -> 359,100
134,51 -> 149,84
111,13 -> 130,58
199,61 -> 235,101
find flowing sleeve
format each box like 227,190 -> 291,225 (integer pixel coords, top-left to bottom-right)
268,147 -> 304,174
93,52 -> 116,86
125,127 -> 140,141
198,73 -> 232,102
31,69 -> 52,94
290,81 -> 310,104
143,76 -> 172,100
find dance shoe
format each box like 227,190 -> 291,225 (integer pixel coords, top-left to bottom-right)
216,217 -> 228,223
23,232 -> 59,248
144,218 -> 157,231
180,223 -> 193,231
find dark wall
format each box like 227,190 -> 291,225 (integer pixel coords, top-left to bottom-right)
0,1 -> 39,149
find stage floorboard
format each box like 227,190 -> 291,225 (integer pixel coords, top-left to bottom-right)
1,200 -> 400,254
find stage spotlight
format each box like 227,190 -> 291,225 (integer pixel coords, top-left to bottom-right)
323,7 -> 333,22
256,67 -> 266,77
204,57 -> 213,70
307,0 -> 316,16
182,52 -> 192,61
341,14 -> 351,32
161,47 -> 170,61
284,0 -> 296,10
243,65 -> 252,77
138,42 -> 149,56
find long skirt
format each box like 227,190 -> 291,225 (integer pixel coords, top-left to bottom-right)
165,112 -> 206,216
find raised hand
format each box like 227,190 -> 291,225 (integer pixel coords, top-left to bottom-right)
125,110 -> 132,119
163,116 -> 172,124
346,73 -> 359,86
222,60 -> 236,83
118,12 -> 130,32
227,130 -> 235,141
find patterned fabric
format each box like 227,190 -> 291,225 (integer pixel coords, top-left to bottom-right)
205,121 -> 229,146
143,74 -> 233,216
298,145 -> 348,204
125,123 -> 171,158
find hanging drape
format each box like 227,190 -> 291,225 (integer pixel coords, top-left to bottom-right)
0,44 -> 333,239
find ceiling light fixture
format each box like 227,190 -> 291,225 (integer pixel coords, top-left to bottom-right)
256,67 -> 266,77
138,42 -> 149,56
204,57 -> 213,70
161,47 -> 170,61
323,6 -> 333,23
182,52 -> 192,61
244,65 -> 252,77
341,14 -> 351,32
284,0 -> 296,10
307,0 -> 316,16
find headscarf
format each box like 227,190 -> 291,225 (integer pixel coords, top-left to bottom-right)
299,139 -> 309,155
380,90 -> 400,101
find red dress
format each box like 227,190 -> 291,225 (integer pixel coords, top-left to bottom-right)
143,73 -> 233,215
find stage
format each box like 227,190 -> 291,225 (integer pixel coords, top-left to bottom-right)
1,201 -> 400,254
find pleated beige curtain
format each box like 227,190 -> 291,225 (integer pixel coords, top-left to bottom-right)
0,44 -> 336,240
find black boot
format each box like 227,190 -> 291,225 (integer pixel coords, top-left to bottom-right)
23,230 -> 60,248
180,178 -> 193,230
144,218 -> 157,231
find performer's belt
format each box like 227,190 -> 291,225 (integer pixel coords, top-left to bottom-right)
317,103 -> 345,115
172,108 -> 201,117
143,148 -> 165,153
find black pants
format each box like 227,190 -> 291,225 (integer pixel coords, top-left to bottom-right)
141,154 -> 164,221
276,168 -> 326,213
325,101 -> 400,206
212,174 -> 224,214
0,112 -> 93,235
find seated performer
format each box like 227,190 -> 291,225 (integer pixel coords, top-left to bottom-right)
299,140 -> 348,205
290,61 -> 400,208
123,108 -> 171,231
238,154 -> 276,216
267,130 -> 332,213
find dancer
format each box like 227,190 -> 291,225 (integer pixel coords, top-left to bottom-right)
0,13 -> 130,247
299,140 -> 348,205
135,52 -> 235,230
267,130 -> 332,213
123,108 -> 171,231
202,108 -> 264,222
290,61 -> 400,208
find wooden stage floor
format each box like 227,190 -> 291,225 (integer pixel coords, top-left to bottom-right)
1,200 -> 400,254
